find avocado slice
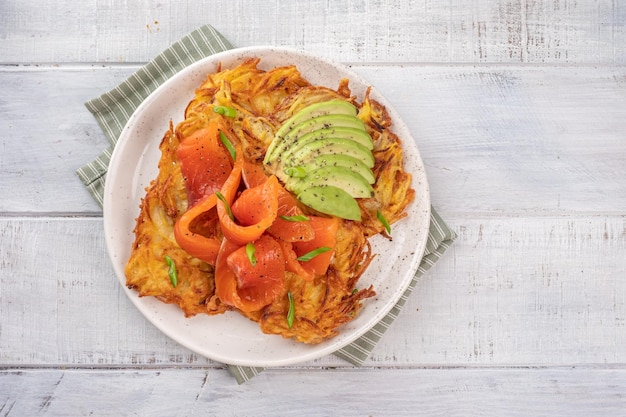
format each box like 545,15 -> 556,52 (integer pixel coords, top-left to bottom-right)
285,138 -> 375,169
297,185 -> 362,221
265,100 -> 358,162
273,127 -> 374,182
263,99 -> 377,222
283,127 -> 373,157
287,113 -> 366,137
264,114 -> 366,164
285,166 -> 374,198
298,154 -> 375,184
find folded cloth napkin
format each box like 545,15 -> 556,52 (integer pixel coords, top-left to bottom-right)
77,24 -> 456,384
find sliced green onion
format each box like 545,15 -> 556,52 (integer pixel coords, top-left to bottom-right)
280,214 -> 310,222
287,291 -> 295,328
219,131 -> 237,161
213,105 -> 237,118
376,210 -> 391,234
164,255 -> 178,288
215,191 -> 234,221
297,246 -> 332,262
284,166 -> 307,178
245,242 -> 257,266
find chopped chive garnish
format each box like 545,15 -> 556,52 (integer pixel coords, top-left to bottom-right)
245,242 -> 257,266
376,210 -> 391,234
284,166 -> 307,178
219,131 -> 237,161
280,214 -> 310,222
164,255 -> 178,288
215,191 -> 234,221
287,291 -> 295,328
213,105 -> 237,118
297,246 -> 332,262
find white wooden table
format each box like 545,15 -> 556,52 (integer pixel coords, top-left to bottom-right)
2,1 -> 625,415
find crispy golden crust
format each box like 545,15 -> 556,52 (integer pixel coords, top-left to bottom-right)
125,59 -> 414,341
245,220 -> 375,344
124,126 -> 226,316
358,89 -> 416,238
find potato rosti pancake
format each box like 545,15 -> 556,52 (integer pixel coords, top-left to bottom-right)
124,58 -> 414,343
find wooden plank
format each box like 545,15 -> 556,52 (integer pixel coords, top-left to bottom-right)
0,66 -> 134,214
0,0 -> 624,64
355,64 -> 626,216
1,65 -> 625,214
1,367 -> 625,416
1,216 -> 624,367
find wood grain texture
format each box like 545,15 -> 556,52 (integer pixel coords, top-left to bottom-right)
1,367 -> 626,416
0,67 -> 129,214
2,216 -> 624,367
0,0 -> 624,64
1,65 -> 625,214
1,0 -> 626,411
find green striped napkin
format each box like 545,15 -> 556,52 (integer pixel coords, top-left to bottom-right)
77,24 -> 456,384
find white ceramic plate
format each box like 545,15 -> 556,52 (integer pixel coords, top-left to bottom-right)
103,46 -> 431,367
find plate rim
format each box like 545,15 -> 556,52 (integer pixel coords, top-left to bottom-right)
103,45 -> 431,367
